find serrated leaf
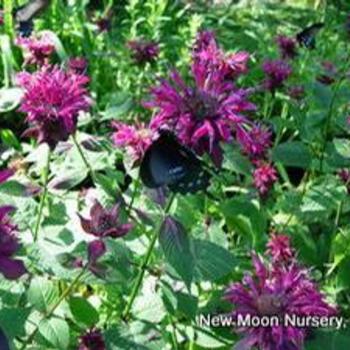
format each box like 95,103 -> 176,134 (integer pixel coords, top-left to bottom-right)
38,318 -> 69,350
27,277 -> 59,313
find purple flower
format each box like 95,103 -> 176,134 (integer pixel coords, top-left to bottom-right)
79,200 -> 133,239
0,11 -> 3,26
0,169 -> 14,184
225,246 -> 337,350
15,33 -> 55,66
17,65 -> 91,148
127,39 -> 159,64
78,328 -> 105,350
68,57 -> 88,75
276,35 -> 298,60
237,124 -> 272,159
193,30 -> 250,80
111,121 -> 153,162
266,233 -> 295,265
0,206 -> 27,280
262,59 -> 292,92
288,85 -> 305,100
146,67 -> 255,166
253,162 -> 278,196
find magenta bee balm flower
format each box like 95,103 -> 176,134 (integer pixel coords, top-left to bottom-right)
17,65 -> 91,148
78,328 -> 105,350
127,39 -> 159,64
225,238 -> 337,350
16,33 -> 55,66
253,162 -> 278,196
276,35 -> 298,60
146,68 -> 255,166
0,206 -> 27,280
237,124 -> 272,159
111,121 -> 153,162
0,169 -> 14,184
263,59 -> 292,92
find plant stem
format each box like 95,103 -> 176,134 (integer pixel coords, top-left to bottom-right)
72,133 -> 96,181
122,192 -> 176,320
33,148 -> 51,242
19,266 -> 87,350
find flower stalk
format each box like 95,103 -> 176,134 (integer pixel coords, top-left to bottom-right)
122,192 -> 176,320
33,148 -> 51,242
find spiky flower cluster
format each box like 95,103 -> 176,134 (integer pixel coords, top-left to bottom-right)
276,35 -> 298,60
111,121 -> 153,162
144,31 -> 255,166
262,59 -> 292,92
78,328 -> 105,350
16,33 -> 55,66
225,234 -> 337,350
17,65 -> 91,148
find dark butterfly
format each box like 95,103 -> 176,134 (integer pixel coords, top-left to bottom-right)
296,22 -> 324,49
140,131 -> 210,194
14,0 -> 50,37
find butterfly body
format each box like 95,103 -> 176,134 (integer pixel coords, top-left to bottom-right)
140,131 -> 210,194
14,0 -> 49,37
296,22 -> 324,49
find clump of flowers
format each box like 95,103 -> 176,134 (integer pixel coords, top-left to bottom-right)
0,206 -> 27,280
78,200 -> 133,273
127,39 -> 159,64
68,57 -> 88,75
78,328 -> 105,350
145,31 -> 255,166
253,161 -> 278,196
237,124 -> 272,160
225,235 -> 337,350
262,59 -> 292,92
15,33 -> 55,66
111,121 -> 153,163
276,35 -> 298,60
17,65 -> 91,148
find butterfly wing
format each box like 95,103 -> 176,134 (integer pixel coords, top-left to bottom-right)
140,132 -> 209,194
296,23 -> 324,49
14,0 -> 49,37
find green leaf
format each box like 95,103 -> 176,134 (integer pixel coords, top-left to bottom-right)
0,308 -> 31,338
27,277 -> 59,313
272,141 -> 312,169
69,297 -> 99,327
192,239 -> 236,282
38,318 -> 70,350
0,128 -> 22,150
0,180 -> 28,197
49,169 -> 88,190
159,216 -> 194,286
100,92 -> 133,121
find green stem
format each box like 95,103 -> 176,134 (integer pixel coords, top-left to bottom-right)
319,54 -> 350,172
20,266 -> 87,350
33,149 -> 51,242
122,193 -> 176,320
72,133 -> 96,181
4,0 -> 14,39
